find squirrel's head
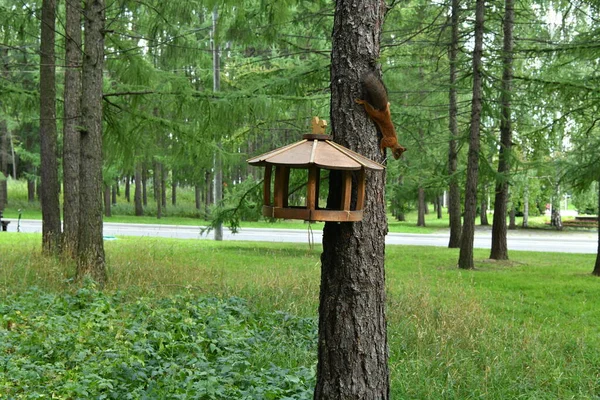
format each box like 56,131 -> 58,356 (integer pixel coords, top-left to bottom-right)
392,145 -> 407,160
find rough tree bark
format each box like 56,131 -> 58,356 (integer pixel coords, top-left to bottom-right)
40,0 -> 62,253
447,0 -> 462,248
315,1 -> 389,398
77,0 -> 106,285
62,0 -> 82,255
458,0 -> 485,270
490,0 -> 514,260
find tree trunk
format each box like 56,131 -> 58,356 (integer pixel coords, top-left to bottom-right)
0,120 -> 8,211
111,182 -> 117,205
509,202 -> 517,229
205,170 -> 211,218
480,197 -> 489,226
104,184 -> 111,217
522,172 -> 529,228
142,165 -> 148,206
171,171 -> 177,206
62,0 -> 82,255
161,164 -> 167,209
212,9 -> 223,241
490,0 -> 513,260
458,0 -> 485,270
447,0 -> 462,248
0,49 -> 8,210
134,164 -> 143,216
40,0 -> 61,254
315,1 -> 389,398
77,0 -> 106,286
437,195 -> 443,219
593,179 -> 600,276
28,178 -> 36,203
125,176 -> 131,202
154,161 -> 162,219
417,186 -> 426,227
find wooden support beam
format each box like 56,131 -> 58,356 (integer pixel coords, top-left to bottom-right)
263,165 -> 272,206
340,170 -> 352,211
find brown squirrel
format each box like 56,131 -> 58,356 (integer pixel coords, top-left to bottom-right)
355,72 -> 406,159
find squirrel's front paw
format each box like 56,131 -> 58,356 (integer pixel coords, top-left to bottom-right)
355,98 -> 366,105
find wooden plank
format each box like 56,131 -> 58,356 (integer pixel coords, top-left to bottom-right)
263,206 -> 363,222
307,166 -> 318,210
340,170 -> 352,211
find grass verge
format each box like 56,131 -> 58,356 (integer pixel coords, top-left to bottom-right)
2,234 -> 600,398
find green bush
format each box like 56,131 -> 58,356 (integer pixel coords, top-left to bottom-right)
0,285 -> 316,399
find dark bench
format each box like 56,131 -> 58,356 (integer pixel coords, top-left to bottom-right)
0,211 -> 9,231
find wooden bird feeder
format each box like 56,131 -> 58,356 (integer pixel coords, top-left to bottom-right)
247,117 -> 384,222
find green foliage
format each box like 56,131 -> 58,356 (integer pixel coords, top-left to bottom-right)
0,285 -> 316,399
4,235 -> 600,398
203,178 -> 264,234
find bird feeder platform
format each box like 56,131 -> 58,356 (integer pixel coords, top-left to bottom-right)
247,118 -> 384,222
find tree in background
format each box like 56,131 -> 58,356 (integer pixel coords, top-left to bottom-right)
63,0 -> 83,255
458,0 -> 485,270
39,0 -> 61,253
77,0 -> 106,285
490,0 -> 514,260
447,0 -> 462,248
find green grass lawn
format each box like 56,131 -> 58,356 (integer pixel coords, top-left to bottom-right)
2,233 -> 599,398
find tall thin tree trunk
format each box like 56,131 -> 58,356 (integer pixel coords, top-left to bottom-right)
142,165 -> 148,206
447,0 -> 462,248
171,170 -> 177,206
134,164 -> 143,216
40,0 -> 61,253
315,1 -> 389,398
161,164 -> 167,209
437,195 -> 443,219
490,0 -> 514,260
111,182 -> 117,205
480,197 -> 489,225
77,0 -> 106,285
0,120 -> 8,211
125,176 -> 130,202
522,172 -> 529,228
28,178 -> 35,203
212,9 -> 223,241
195,183 -> 201,210
458,0 -> 485,270
417,186 -> 426,227
154,161 -> 162,219
104,184 -> 111,217
593,179 -> 600,276
62,0 -> 82,255
205,170 -> 211,218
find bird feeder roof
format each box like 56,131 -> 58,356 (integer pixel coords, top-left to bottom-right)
247,134 -> 385,171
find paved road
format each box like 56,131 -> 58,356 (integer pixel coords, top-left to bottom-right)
7,219 -> 598,254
